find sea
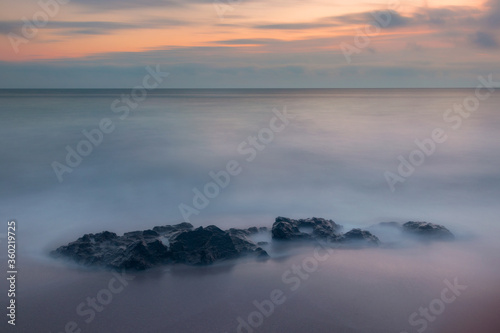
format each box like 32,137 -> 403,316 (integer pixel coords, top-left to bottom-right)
0,89 -> 499,333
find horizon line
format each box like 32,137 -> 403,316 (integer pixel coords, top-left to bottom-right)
0,87 -> 495,90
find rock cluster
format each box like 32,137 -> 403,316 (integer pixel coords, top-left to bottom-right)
271,217 -> 342,241
52,217 -> 454,270
53,223 -> 267,270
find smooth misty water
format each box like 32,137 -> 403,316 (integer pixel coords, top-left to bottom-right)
1,89 -> 499,333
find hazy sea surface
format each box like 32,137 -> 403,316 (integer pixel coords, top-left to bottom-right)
1,89 -> 499,333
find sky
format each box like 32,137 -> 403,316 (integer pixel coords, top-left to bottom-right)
0,0 -> 499,88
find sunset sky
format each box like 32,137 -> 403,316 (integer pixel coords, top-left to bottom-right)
1,0 -> 499,88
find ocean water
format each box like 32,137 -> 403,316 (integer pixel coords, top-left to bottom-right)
1,89 -> 499,332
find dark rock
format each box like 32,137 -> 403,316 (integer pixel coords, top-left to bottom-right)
247,227 -> 259,234
152,222 -> 193,236
272,217 -> 302,240
402,221 -> 454,241
169,225 -> 268,265
341,229 -> 380,246
272,217 -> 342,241
91,231 -> 118,242
52,229 -> 172,270
143,229 -> 159,237
109,239 -> 170,270
52,223 -> 268,270
228,226 -> 267,237
228,228 -> 250,237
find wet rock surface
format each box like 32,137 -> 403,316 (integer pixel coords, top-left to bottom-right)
53,217 -> 454,270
